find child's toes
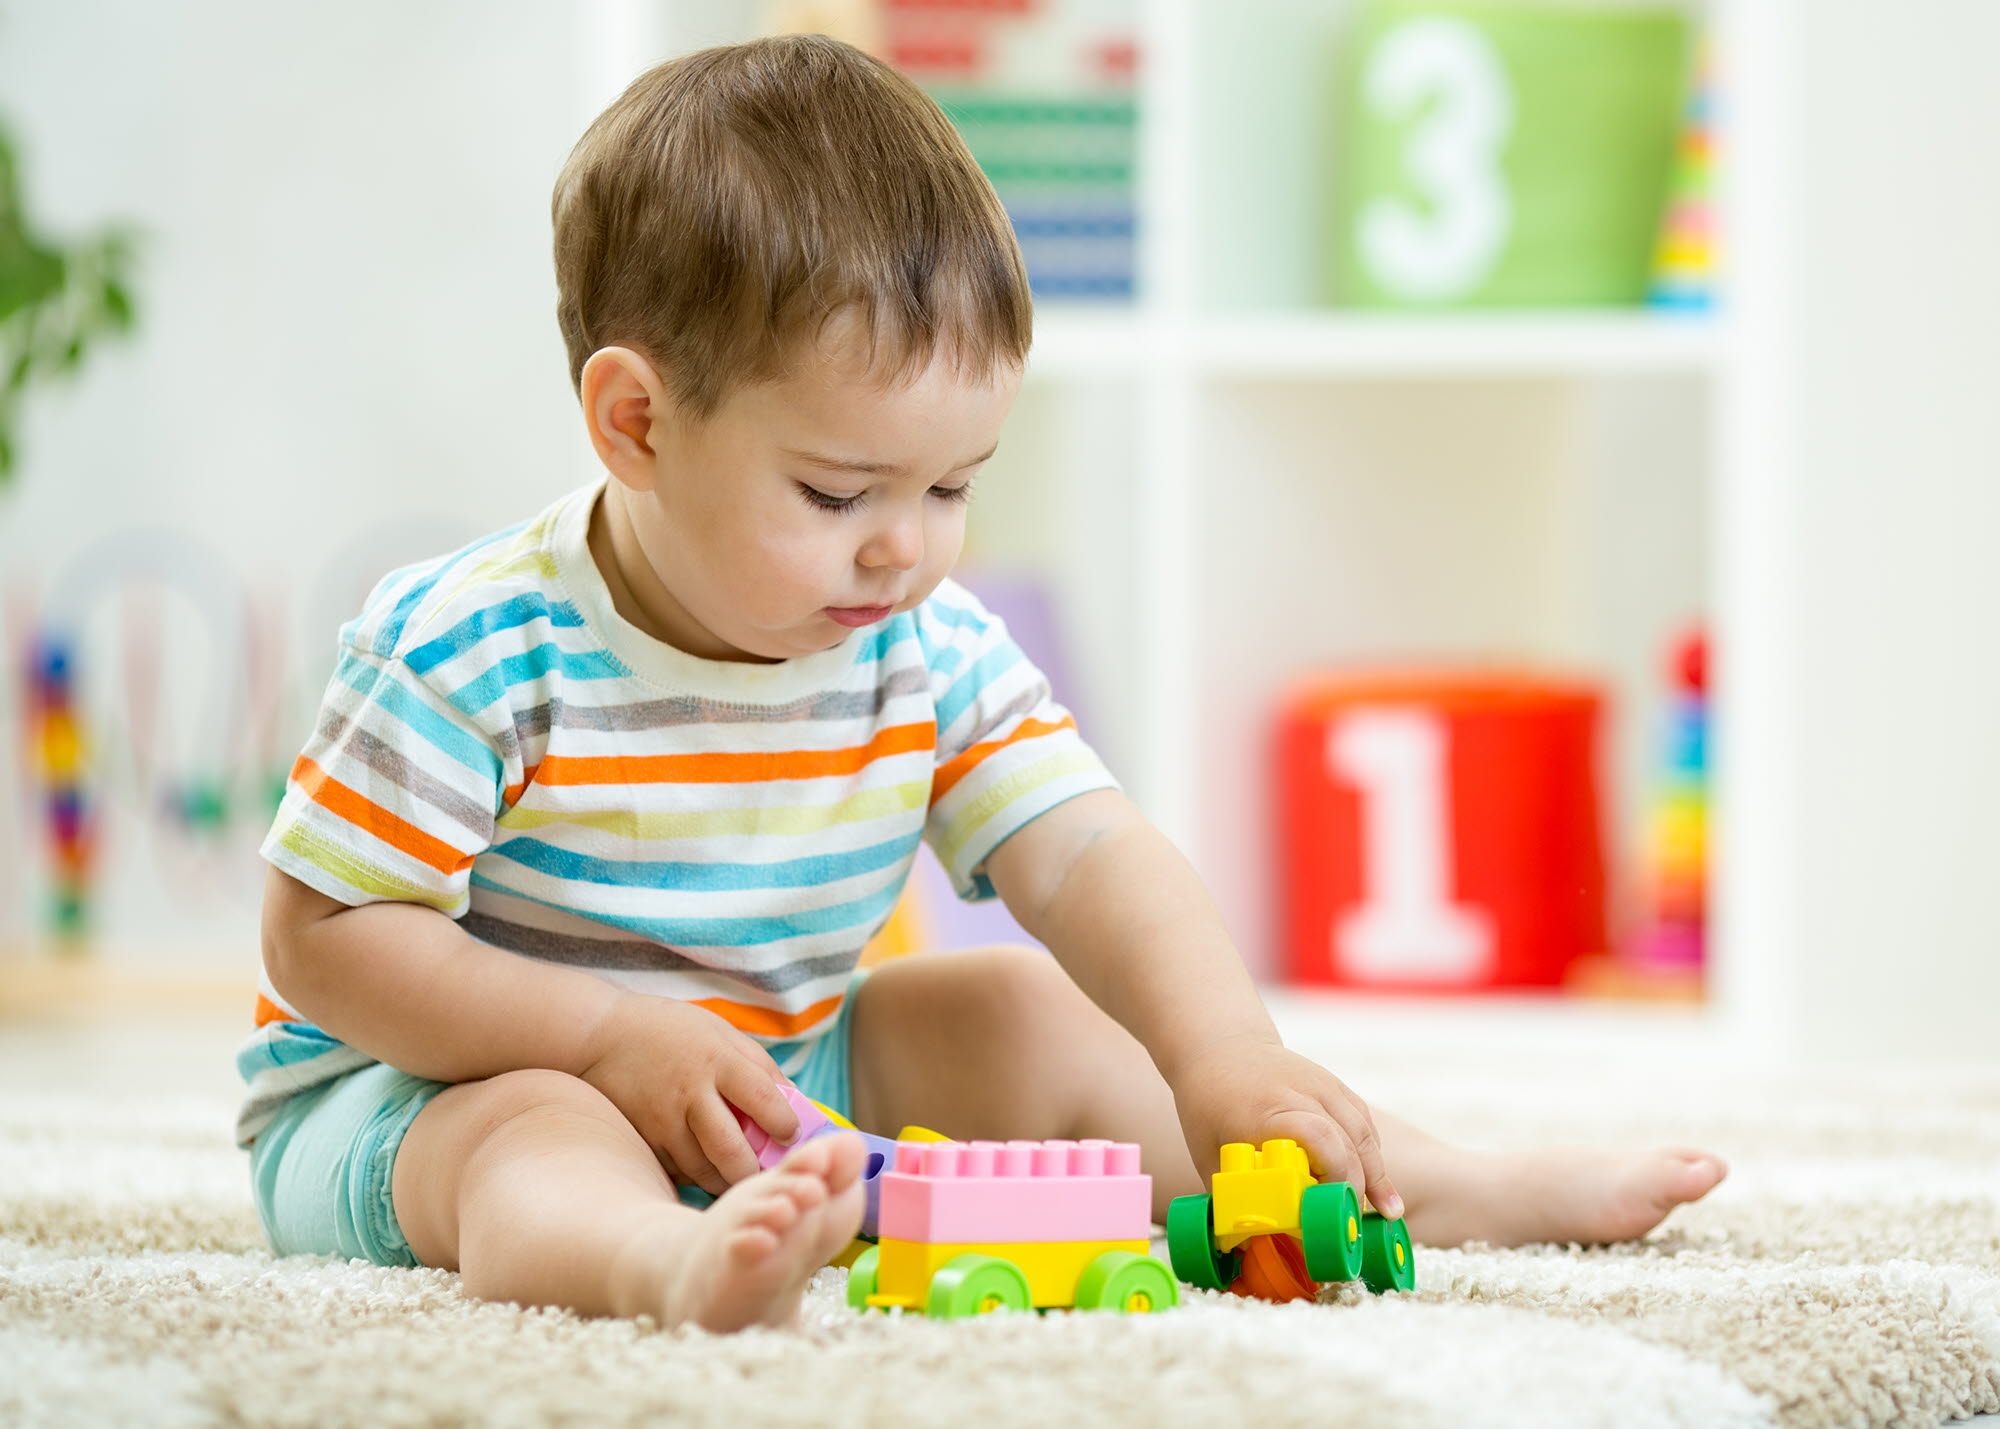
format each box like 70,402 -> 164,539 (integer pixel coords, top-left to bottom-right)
819,1132 -> 866,1190
771,1130 -> 867,1192
768,1170 -> 830,1216
828,1120 -> 868,1176
725,1223 -> 781,1265
813,1188 -> 866,1261
776,1135 -> 834,1170
742,1185 -> 804,1234
1659,1149 -> 1726,1204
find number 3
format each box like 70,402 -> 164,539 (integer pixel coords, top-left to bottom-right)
1357,17 -> 1514,301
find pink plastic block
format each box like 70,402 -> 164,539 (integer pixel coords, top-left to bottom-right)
734,1082 -> 831,1169
879,1137 -> 1152,1244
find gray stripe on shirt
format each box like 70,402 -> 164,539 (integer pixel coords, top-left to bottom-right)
508,664 -> 929,745
460,911 -> 862,994
322,709 -> 498,841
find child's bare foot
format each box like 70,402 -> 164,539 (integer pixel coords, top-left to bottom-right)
618,1134 -> 866,1331
1404,1143 -> 1729,1249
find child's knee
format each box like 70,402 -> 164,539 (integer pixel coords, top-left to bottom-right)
473,1068 -> 624,1131
394,1068 -> 635,1266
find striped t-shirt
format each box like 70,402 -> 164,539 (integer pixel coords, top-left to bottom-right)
234,479 -> 1117,1148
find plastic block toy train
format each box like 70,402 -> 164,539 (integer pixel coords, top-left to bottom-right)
739,1088 -> 1411,1310
848,1136 -> 1179,1318
1167,1138 -> 1416,1300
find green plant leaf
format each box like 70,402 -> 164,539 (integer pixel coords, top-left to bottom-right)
0,110 -> 142,491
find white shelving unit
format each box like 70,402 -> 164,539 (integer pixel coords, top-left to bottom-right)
636,0 -> 1798,1059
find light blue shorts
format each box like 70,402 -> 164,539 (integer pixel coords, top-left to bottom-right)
246,971 -> 869,1268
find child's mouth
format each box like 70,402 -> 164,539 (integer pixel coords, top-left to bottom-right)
824,604 -> 893,628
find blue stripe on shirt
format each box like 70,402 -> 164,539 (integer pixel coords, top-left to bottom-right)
338,653 -> 503,784
372,520 -> 530,656
468,871 -> 907,948
935,642 -> 1023,733
488,831 -> 920,892
403,594 -> 587,676
443,643 -> 627,715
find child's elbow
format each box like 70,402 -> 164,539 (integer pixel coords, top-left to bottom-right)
259,865 -> 349,985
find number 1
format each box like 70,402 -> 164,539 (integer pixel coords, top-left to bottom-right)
1328,710 -> 1495,981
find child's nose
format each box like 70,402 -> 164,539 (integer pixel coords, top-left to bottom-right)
860,516 -> 923,572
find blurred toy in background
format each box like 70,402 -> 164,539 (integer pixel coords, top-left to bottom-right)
5,531 -> 304,947
1276,670 -> 1608,994
1647,33 -> 1716,312
1632,625 -> 1708,974
1333,1 -> 1692,308
768,0 -> 1141,301
23,636 -> 95,948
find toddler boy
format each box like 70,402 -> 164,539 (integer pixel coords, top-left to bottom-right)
239,34 -> 1726,1330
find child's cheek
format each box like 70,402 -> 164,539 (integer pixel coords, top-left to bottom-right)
743,521 -> 841,615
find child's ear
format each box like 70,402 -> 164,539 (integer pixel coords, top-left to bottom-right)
579,346 -> 670,491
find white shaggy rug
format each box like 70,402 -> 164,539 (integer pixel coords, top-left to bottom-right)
3,1008 -> 1998,1428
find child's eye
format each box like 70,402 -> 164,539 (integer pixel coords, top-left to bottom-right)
797,483 -> 864,513
930,481 -> 975,505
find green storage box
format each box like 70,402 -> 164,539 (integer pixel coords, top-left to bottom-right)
1332,2 -> 1692,307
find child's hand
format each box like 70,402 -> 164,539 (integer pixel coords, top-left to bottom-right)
1168,1036 -> 1406,1221
575,991 -> 803,1196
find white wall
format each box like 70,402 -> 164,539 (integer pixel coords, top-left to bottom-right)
0,2 -> 608,961
1780,0 -> 2000,1058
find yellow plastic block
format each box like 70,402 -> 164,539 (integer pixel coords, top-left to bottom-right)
1210,1138 -> 1315,1251
894,1124 -> 951,1143
807,1097 -> 857,1131
870,1236 -> 1149,1310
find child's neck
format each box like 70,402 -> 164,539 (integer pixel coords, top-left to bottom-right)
587,478 -> 779,665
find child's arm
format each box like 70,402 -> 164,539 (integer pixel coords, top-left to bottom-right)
262,865 -> 800,1191
983,789 -> 1405,1219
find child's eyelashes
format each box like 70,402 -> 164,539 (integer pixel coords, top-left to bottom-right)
794,480 -> 976,514
796,483 -> 864,513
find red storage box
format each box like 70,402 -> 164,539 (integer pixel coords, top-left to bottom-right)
1276,672 -> 1608,992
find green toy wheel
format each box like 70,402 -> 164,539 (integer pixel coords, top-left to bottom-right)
845,1244 -> 881,1311
1075,1250 -> 1181,1314
926,1253 -> 1032,1319
1359,1213 -> 1417,1294
1166,1193 -> 1241,1291
1299,1181 -> 1366,1283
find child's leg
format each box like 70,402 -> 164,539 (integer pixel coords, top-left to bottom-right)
847,947 -> 1727,1248
388,1068 -> 864,1328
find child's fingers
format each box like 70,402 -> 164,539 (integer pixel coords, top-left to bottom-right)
741,1040 -> 790,1085
1275,1110 -> 1365,1193
1319,1096 -> 1403,1220
659,1121 -> 725,1197
720,1059 -> 802,1145
1277,1106 -> 1404,1221
689,1093 -> 764,1186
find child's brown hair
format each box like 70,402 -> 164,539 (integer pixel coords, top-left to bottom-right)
552,33 -> 1032,417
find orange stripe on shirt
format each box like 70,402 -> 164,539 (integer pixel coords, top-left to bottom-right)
691,991 -> 847,1039
930,715 -> 1076,806
291,754 -> 476,877
254,992 -> 298,1028
534,721 -> 937,787
502,761 -> 541,809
